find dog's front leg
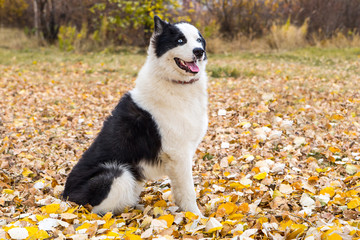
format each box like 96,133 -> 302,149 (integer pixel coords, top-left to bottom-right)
167,156 -> 202,216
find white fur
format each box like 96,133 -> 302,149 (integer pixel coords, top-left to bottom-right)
130,22 -> 208,215
92,165 -> 142,215
140,161 -> 165,180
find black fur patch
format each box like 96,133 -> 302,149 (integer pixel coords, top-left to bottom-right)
198,31 -> 207,60
152,18 -> 187,58
62,93 -> 162,206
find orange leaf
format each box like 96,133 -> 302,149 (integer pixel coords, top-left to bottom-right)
237,203 -> 249,214
158,214 -> 174,228
154,200 -> 167,207
216,202 -> 237,217
329,146 -> 341,153
308,176 -> 319,185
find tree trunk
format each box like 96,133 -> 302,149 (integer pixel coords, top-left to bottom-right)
33,0 -> 40,39
34,0 -> 59,43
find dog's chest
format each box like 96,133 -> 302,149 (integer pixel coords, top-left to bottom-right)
130,82 -> 208,151
156,93 -> 207,146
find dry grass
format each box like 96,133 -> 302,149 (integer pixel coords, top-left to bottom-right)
315,32 -> 360,48
207,21 -> 360,54
1,26 -> 359,55
0,28 -> 40,49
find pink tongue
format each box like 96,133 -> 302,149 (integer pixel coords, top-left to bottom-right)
186,62 -> 199,73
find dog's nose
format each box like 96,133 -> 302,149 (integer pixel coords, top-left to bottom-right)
193,48 -> 205,59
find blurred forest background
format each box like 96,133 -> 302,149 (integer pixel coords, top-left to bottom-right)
1,0 -> 360,52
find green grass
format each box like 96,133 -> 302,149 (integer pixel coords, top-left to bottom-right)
210,47 -> 360,65
0,47 -> 146,77
1,46 -> 359,81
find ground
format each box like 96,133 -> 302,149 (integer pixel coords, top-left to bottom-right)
1,47 -> 360,239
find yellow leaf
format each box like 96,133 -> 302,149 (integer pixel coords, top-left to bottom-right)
158,214 -> 174,228
257,217 -> 268,224
347,198 -> 360,209
22,167 -> 34,177
228,155 -> 235,164
2,136 -> 9,142
106,231 -> 120,237
36,215 -> 46,221
206,226 -> 222,233
76,222 -> 91,231
185,211 -> 198,221
319,187 -> 335,198
124,234 -> 142,240
65,207 -> 78,214
221,220 -> 237,226
41,203 -> 60,214
229,182 -> 248,190
328,233 -> 342,240
272,190 -> 283,198
279,220 -> 293,231
2,189 -> 14,194
287,227 -> 306,239
103,218 -> 115,229
18,152 -> 34,159
26,227 -> 49,239
154,200 -> 167,207
291,224 -> 307,231
102,212 -> 113,221
316,168 -> 328,173
253,172 -> 267,180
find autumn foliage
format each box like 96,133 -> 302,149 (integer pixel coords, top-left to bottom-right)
1,47 -> 360,239
1,0 -> 360,47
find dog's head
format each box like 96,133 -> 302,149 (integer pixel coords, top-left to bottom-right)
149,16 -> 207,82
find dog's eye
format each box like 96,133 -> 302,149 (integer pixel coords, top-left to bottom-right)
196,38 -> 202,43
177,38 -> 184,43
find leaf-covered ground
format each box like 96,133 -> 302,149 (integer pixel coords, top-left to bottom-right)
1,47 -> 360,240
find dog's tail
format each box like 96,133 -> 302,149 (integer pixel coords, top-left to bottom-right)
62,163 -> 142,215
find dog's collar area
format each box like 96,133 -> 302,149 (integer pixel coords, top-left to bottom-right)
171,78 -> 199,85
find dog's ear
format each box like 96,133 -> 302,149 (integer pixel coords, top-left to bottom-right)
154,16 -> 167,35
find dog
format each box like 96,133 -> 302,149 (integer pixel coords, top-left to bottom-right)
62,16 -> 208,216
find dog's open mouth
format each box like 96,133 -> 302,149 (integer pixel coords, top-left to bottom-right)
174,58 -> 199,74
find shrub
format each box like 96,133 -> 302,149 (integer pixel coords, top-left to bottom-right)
266,18 -> 308,50
58,25 -> 76,51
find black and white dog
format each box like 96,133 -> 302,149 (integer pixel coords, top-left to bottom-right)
63,16 -> 208,216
